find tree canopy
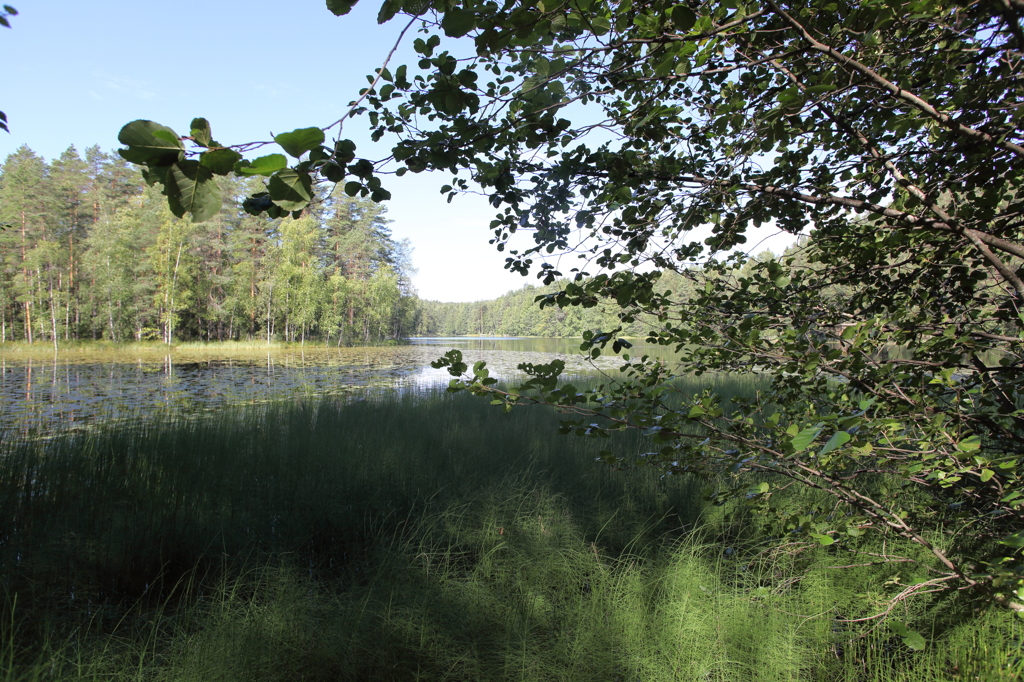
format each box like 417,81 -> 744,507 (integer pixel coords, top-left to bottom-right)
120,0 -> 1024,613
0,145 -> 418,345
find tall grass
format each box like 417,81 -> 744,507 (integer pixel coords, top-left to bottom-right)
0,390 -> 1019,680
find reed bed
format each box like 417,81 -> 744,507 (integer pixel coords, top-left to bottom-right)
0,389 -> 1019,680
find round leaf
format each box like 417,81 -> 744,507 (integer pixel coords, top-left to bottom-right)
200,148 -> 243,176
190,117 -> 212,147
441,9 -> 476,37
275,127 -> 326,158
268,169 -> 313,211
321,161 -> 346,183
671,5 -> 696,31
165,160 -> 222,222
326,0 -> 358,16
236,154 -> 288,176
117,120 -> 184,166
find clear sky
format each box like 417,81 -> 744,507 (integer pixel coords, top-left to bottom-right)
0,1 -> 795,301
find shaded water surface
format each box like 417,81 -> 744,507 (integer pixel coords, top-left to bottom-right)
0,338 -> 648,434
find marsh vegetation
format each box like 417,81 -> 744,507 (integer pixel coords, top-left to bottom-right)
0,375 -> 1020,680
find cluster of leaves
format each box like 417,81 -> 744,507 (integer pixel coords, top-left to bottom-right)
117,118 -> 390,224
123,0 -> 1024,617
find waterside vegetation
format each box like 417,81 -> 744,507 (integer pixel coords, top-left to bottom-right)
0,388 -> 1021,680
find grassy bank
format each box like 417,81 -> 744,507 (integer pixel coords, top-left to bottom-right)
0,390 -> 1020,680
0,338 -> 411,358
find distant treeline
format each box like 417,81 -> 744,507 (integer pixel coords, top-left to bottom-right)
0,145 -> 418,345
414,269 -> 709,338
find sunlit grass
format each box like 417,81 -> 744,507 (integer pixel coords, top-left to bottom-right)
0,389 -> 1019,680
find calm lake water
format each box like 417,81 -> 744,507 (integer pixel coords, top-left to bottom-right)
0,338 -> 667,434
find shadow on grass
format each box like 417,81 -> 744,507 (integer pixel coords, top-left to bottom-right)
0,389 -> 1020,680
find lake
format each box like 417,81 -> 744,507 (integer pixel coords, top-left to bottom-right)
0,337 -> 670,434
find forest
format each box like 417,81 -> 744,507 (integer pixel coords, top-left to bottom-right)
0,144 -> 419,346
415,267 -> 714,337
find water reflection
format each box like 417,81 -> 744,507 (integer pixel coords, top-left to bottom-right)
0,339 -> 640,434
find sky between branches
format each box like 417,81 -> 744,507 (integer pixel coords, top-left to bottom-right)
0,0 -> 796,302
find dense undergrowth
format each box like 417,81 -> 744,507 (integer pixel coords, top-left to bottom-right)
0,389 -> 1020,680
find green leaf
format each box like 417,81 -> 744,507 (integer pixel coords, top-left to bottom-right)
326,0 -> 358,16
141,165 -> 170,187
956,435 -> 981,452
819,431 -> 851,456
889,622 -> 926,650
236,154 -> 288,177
190,117 -> 212,147
980,468 -> 995,483
999,530 -> 1024,549
377,0 -> 400,23
790,424 -> 823,453
670,5 -> 696,31
441,9 -> 476,37
267,169 -> 313,211
165,161 -> 222,222
814,534 -> 835,546
321,161 -> 346,183
274,127 -> 326,158
117,120 -> 184,166
199,148 -> 242,176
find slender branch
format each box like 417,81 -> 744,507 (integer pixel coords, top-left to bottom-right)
322,15 -> 418,135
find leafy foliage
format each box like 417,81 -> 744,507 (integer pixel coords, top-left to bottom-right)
121,0 -> 1024,611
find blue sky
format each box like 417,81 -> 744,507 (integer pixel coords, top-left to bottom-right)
0,0 -> 534,302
